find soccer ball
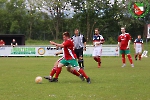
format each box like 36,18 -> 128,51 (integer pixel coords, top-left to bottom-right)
35,76 -> 42,84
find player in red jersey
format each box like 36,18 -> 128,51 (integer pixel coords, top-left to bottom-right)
50,32 -> 91,83
116,27 -> 134,67
44,50 -> 85,81
0,39 -> 5,47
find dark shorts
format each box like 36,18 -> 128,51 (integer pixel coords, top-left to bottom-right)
74,48 -> 83,59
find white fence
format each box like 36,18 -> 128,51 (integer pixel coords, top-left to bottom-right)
0,45 -> 119,57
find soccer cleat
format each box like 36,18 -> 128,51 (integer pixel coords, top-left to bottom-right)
79,74 -> 85,81
86,77 -> 91,84
121,64 -> 126,67
44,76 -> 52,81
98,62 -> 101,68
135,58 -> 137,61
50,78 -> 58,82
131,64 -> 134,67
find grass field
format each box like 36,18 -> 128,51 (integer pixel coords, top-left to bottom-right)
0,56 -> 150,100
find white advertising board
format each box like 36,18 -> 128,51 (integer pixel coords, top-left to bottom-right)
0,45 -> 119,57
84,45 -> 119,56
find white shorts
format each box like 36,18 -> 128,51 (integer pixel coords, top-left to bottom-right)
135,48 -> 142,54
92,47 -> 102,57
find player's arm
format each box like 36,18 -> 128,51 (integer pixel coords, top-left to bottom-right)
133,39 -> 136,49
96,36 -> 105,45
134,42 -> 136,49
2,41 -> 5,46
116,42 -> 120,51
100,39 -> 105,44
50,41 -> 64,48
83,36 -> 86,51
127,40 -> 131,49
127,34 -> 131,49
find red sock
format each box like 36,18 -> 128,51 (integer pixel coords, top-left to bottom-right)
50,67 -> 56,77
54,67 -> 62,79
94,57 -> 98,62
127,54 -> 133,64
135,54 -> 137,58
122,54 -> 125,64
97,57 -> 101,62
78,68 -> 88,79
139,54 -> 141,60
70,69 -> 80,76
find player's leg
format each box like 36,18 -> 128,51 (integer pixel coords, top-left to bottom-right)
92,48 -> 101,68
68,59 -> 91,83
120,50 -> 126,67
126,50 -> 134,67
44,57 -> 63,81
66,66 -> 85,81
134,48 -> 139,60
97,48 -> 102,68
66,66 -> 80,76
51,59 -> 67,82
75,49 -> 81,67
93,48 -> 98,62
138,48 -> 142,60
78,48 -> 84,69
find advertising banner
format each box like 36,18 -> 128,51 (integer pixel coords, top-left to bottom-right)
0,45 -> 119,57
84,45 -> 119,56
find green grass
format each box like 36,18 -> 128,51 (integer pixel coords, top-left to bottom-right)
0,56 -> 150,100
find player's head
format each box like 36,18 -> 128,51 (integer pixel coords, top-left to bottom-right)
95,28 -> 100,35
74,29 -> 79,36
63,32 -> 70,41
138,35 -> 141,39
12,39 -> 16,42
121,27 -> 126,33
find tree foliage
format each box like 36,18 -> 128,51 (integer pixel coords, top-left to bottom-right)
0,0 -> 149,43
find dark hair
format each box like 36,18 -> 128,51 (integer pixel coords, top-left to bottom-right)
95,28 -> 100,31
74,28 -> 79,31
63,32 -> 70,37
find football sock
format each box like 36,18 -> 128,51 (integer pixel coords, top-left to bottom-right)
135,54 -> 137,59
78,60 -> 81,67
122,54 -> 125,64
70,69 -> 80,76
78,68 -> 88,79
97,57 -> 101,62
127,54 -> 133,64
50,67 -> 56,77
139,54 -> 141,60
80,59 -> 84,67
94,57 -> 98,62
54,67 -> 62,79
